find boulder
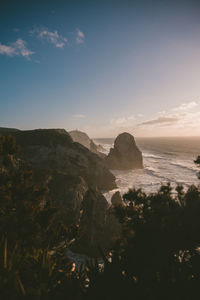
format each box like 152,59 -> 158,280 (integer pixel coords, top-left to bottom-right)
72,189 -> 124,257
71,189 -> 109,256
111,191 -> 123,207
105,132 -> 143,170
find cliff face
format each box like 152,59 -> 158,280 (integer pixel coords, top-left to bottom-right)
105,132 -> 143,170
69,130 -> 98,152
69,130 -> 105,158
49,173 -> 88,225
0,128 -> 121,256
72,189 -> 109,256
72,189 -> 123,257
7,129 -> 116,191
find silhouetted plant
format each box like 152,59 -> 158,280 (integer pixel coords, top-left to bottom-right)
84,157 -> 200,300
0,135 -> 83,299
1,133 -> 200,300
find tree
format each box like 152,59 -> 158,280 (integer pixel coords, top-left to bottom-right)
85,157 -> 200,300
0,134 -> 84,299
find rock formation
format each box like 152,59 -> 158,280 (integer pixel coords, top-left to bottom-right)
69,130 -> 99,153
0,128 -> 121,256
49,174 -> 88,225
105,132 -> 143,170
3,129 -> 116,191
72,189 -> 109,256
72,189 -> 124,257
111,191 -> 123,207
69,130 -> 106,159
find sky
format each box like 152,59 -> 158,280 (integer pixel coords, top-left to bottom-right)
1,0 -> 200,138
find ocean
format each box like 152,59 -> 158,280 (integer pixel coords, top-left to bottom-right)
94,137 -> 200,203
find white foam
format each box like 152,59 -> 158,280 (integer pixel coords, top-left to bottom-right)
101,141 -> 200,201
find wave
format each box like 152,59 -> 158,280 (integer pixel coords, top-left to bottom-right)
169,160 -> 199,173
144,167 -> 172,182
142,152 -> 164,160
101,141 -> 200,202
143,151 -> 198,174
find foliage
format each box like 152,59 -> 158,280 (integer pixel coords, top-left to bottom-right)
0,134 -> 84,299
0,133 -> 19,156
84,158 -> 200,300
0,132 -> 200,300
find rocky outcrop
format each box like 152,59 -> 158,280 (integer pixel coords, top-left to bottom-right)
111,191 -> 123,207
72,189 -> 124,257
2,129 -> 116,191
69,130 -> 106,159
71,189 -> 109,256
0,128 -> 120,256
69,130 -> 96,153
49,174 -> 88,225
105,132 -> 143,170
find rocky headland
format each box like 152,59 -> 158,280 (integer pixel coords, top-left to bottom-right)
0,128 -> 143,257
69,130 -> 105,158
0,128 -> 119,256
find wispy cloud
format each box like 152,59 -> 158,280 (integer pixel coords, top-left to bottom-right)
32,27 -> 67,48
137,101 -> 200,129
76,29 -> 85,44
138,116 -> 179,126
172,101 -> 198,112
73,114 -> 86,119
110,115 -> 135,128
0,38 -> 34,58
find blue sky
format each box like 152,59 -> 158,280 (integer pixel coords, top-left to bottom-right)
1,0 -> 200,137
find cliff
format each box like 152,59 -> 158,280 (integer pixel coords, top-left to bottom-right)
2,129 -> 116,191
0,128 -> 122,257
69,130 -> 105,158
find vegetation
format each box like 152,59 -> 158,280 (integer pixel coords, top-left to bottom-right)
0,133 -> 84,299
0,132 -> 200,299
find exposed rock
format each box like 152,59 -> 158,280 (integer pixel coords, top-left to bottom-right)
105,206 -> 122,249
69,130 -> 106,159
0,129 -> 116,191
105,132 -> 143,170
0,128 -> 120,257
69,130 -> 97,153
72,189 -> 124,257
111,191 -> 123,207
49,174 -> 88,225
71,189 -> 109,257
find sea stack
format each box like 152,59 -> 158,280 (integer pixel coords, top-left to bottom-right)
105,132 -> 143,170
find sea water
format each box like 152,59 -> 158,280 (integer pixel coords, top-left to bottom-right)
67,137 -> 200,266
94,137 -> 200,203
